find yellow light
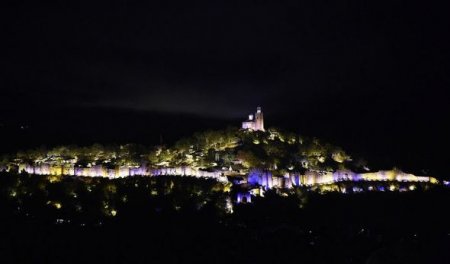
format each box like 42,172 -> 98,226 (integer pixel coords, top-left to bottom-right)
409,185 -> 416,191
111,209 -> 117,216
48,175 -> 61,183
223,184 -> 231,192
389,185 -> 396,191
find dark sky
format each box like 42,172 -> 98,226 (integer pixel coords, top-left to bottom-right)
1,1 -> 450,176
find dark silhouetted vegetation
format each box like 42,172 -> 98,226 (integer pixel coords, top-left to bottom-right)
0,171 -> 449,263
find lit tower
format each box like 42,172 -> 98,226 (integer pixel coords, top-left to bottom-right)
241,107 -> 265,131
254,107 -> 264,131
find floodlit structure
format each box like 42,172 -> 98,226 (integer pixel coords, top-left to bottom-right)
242,107 -> 264,131
13,162 -> 443,205
17,163 -> 228,182
245,169 -> 438,190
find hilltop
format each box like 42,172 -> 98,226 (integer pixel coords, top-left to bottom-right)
151,127 -> 364,174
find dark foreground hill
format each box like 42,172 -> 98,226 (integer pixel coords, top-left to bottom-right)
0,172 -> 449,263
1,189 -> 449,263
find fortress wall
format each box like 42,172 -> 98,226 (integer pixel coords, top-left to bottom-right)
13,163 -> 436,186
248,169 -> 437,189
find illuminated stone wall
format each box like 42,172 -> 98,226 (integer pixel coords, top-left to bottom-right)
247,169 -> 438,189
150,167 -> 228,182
16,163 -> 228,182
14,162 -> 438,188
19,163 -> 146,178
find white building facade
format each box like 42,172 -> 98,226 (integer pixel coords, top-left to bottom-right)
242,107 -> 265,131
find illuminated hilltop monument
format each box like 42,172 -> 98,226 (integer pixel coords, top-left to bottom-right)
242,107 -> 265,131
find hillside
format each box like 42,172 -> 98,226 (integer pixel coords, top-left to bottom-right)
1,127 -> 365,177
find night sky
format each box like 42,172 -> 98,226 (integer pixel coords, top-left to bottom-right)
1,1 -> 449,177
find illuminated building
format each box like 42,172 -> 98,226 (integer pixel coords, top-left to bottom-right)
236,192 -> 252,203
242,107 -> 265,131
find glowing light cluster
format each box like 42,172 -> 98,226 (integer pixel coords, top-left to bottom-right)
151,167 -> 228,182
247,169 -> 438,189
236,192 -> 252,203
47,201 -> 62,209
17,163 -> 228,182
